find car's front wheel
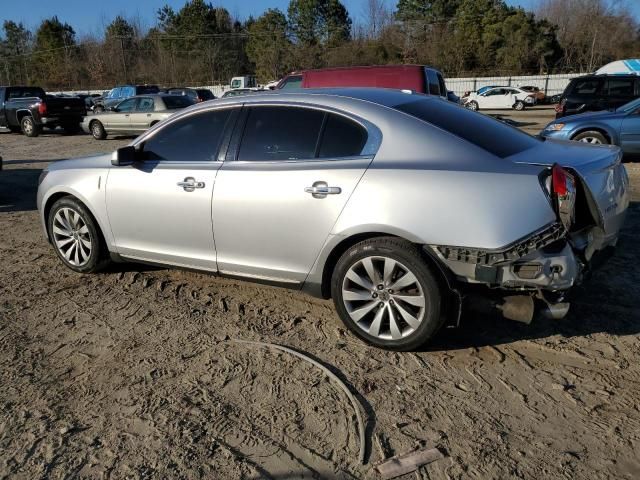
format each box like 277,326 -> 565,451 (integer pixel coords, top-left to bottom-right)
48,197 -> 109,273
331,237 -> 443,351
572,130 -> 608,145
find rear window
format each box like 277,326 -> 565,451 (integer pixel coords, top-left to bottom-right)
394,98 -> 539,158
8,87 -> 44,99
138,85 -> 160,95
162,95 -> 195,109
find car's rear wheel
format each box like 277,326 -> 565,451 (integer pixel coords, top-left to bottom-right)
513,100 -> 525,111
21,116 -> 40,137
572,130 -> 608,145
90,120 -> 107,140
48,197 -> 109,273
331,237 -> 443,351
466,100 -> 479,111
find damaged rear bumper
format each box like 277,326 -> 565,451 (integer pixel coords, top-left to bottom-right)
429,221 -> 620,321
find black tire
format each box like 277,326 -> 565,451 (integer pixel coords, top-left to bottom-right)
90,120 -> 107,140
572,130 -> 608,145
21,116 -> 41,137
466,100 -> 478,111
330,237 -> 444,351
47,196 -> 110,273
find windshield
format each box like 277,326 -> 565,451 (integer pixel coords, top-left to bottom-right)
394,98 -> 540,158
617,96 -> 640,113
162,95 -> 195,109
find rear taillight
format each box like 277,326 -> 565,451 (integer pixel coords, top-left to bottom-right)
38,102 -> 47,116
549,164 -> 576,230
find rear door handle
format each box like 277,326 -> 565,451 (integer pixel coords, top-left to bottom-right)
177,177 -> 205,192
305,182 -> 341,198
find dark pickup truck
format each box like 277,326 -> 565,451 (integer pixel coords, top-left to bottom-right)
0,86 -> 86,137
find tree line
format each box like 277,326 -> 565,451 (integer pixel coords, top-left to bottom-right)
0,0 -> 638,90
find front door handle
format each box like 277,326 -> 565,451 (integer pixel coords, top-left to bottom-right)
177,177 -> 205,192
305,181 -> 341,198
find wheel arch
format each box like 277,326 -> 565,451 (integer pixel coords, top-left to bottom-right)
42,190 -> 110,251
570,126 -> 616,144
16,109 -> 33,122
314,230 -> 454,301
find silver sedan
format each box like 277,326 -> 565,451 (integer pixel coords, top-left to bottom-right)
81,94 -> 195,139
38,88 -> 629,350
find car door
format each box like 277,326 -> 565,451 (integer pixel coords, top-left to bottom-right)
128,97 -> 155,133
620,108 -> 640,154
607,77 -> 636,110
212,105 -> 374,284
107,97 -> 137,133
479,88 -> 503,109
105,107 -> 237,270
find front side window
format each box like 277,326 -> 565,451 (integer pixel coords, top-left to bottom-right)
238,106 -> 324,161
142,109 -> 232,162
484,89 -> 503,96
137,97 -> 154,112
280,75 -> 303,90
116,98 -> 137,112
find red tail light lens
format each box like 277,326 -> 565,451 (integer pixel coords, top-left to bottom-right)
549,164 -> 576,230
38,102 -> 47,115
552,164 -> 568,196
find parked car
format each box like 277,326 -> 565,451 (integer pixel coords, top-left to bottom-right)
462,87 -> 536,111
555,74 -> 640,118
541,96 -> 640,157
165,87 -> 216,103
221,88 -> 263,98
81,94 -> 194,140
37,88 -> 629,350
0,86 -> 86,137
519,85 -> 546,103
93,85 -> 160,112
277,65 -> 453,101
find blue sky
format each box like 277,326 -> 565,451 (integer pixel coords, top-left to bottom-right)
1,0 -> 638,36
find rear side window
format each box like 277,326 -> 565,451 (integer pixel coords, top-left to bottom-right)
608,78 -> 635,96
570,78 -> 605,96
143,109 -> 232,162
137,97 -> 154,112
138,85 -> 159,95
238,106 -> 324,161
280,75 -> 303,90
162,95 -> 195,109
319,114 -> 367,158
394,98 -> 539,158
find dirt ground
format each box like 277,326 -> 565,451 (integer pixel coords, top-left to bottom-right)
1,108 -> 640,479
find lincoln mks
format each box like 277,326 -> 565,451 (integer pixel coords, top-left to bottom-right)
37,89 -> 629,350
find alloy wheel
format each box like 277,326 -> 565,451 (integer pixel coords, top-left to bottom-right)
341,256 -> 426,340
52,207 -> 92,266
579,136 -> 602,144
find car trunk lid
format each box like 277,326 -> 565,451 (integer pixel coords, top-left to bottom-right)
509,139 -> 629,242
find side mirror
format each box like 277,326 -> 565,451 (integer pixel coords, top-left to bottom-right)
111,146 -> 138,166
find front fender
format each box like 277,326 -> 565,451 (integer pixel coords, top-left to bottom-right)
38,172 -> 115,251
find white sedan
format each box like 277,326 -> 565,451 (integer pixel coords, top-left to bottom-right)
463,87 -> 536,111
